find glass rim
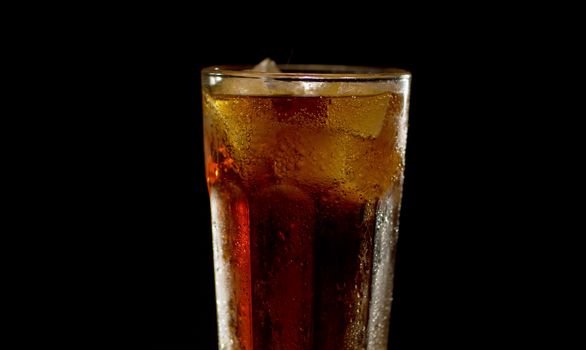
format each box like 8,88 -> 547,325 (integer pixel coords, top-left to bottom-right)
201,64 -> 411,81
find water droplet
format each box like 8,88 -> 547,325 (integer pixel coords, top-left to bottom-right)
278,231 -> 286,240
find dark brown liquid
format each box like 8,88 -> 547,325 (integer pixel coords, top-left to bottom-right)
204,93 -> 406,349
212,179 -> 377,350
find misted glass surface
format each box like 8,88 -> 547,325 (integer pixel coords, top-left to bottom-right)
202,62 -> 411,350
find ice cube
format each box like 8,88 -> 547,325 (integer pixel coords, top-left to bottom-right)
251,58 -> 281,73
212,58 -> 281,95
326,93 -> 393,139
299,81 -> 341,96
252,59 -> 310,95
213,76 -> 271,96
210,58 -> 306,96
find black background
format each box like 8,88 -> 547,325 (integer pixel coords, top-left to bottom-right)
18,3 -> 578,346
85,33 -> 546,347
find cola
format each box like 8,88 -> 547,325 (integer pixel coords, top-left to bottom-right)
202,67 -> 410,350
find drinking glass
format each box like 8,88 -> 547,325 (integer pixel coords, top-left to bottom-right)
201,64 -> 411,350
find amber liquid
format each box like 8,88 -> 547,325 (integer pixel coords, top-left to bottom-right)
204,92 -> 407,350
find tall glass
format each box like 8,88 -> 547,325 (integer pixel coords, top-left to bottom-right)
201,64 -> 411,350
